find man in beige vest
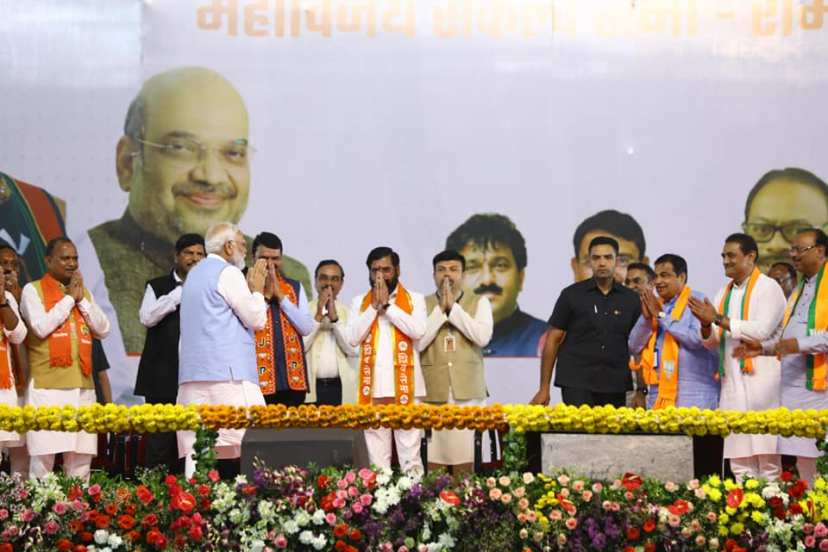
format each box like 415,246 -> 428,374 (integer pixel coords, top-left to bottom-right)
305,260 -> 357,405
20,238 -> 110,480
418,250 -> 493,475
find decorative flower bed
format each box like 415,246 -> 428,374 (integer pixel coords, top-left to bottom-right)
1,458 -> 828,551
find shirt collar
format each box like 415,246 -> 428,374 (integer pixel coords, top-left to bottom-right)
172,270 -> 183,283
585,278 -> 623,294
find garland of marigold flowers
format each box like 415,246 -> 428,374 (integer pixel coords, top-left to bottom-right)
0,403 -> 826,438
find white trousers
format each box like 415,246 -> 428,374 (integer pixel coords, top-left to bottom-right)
364,427 -> 423,475
730,454 -> 781,482
30,452 -> 93,482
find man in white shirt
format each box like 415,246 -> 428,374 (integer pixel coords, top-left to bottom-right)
250,232 -> 314,406
418,250 -> 492,475
305,260 -> 357,405
176,222 -> 267,478
345,247 -> 427,474
690,233 -> 786,481
135,233 -> 205,473
20,238 -> 111,480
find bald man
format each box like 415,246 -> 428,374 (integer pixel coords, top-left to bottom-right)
88,67 -> 310,354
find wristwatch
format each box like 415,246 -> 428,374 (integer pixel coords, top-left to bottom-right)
637,386 -> 648,396
657,311 -> 666,320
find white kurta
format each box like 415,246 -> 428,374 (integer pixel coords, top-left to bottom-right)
344,287 -> 428,399
0,292 -> 27,445
304,300 -> 358,404
19,281 -> 111,457
703,272 -> 786,459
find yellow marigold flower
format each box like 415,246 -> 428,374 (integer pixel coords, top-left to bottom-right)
730,523 -> 744,535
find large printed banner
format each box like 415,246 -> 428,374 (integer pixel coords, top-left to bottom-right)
1,0 -> 828,404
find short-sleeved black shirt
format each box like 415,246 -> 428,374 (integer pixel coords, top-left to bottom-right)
548,278 -> 641,393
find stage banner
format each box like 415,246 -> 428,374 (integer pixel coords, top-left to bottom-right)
1,0 -> 828,404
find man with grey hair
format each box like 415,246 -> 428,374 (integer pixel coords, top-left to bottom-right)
88,66 -> 310,356
175,221 -> 268,478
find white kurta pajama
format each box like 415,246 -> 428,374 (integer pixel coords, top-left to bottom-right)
703,272 -> 786,480
417,296 -> 492,466
0,292 -> 27,447
20,282 -> 111,479
345,287 -> 427,474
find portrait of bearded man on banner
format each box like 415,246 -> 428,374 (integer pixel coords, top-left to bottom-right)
445,212 -> 548,358
742,167 -> 828,274
88,66 -> 311,354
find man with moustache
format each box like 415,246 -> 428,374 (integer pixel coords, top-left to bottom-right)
20,238 -> 111,480
571,210 -> 648,284
251,232 -> 314,406
135,233 -> 205,473
742,168 -> 828,274
445,213 -> 547,357
88,67 -> 310,355
304,260 -> 357,406
176,222 -> 268,478
768,262 -> 797,299
530,236 -> 641,407
735,229 -> 828,484
690,233 -> 786,481
418,250 -> 492,475
345,247 -> 427,474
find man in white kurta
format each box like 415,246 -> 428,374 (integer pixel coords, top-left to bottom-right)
176,223 -> 268,478
690,233 -> 786,481
737,229 -> 828,484
20,238 -> 111,480
345,247 -> 427,474
0,276 -> 27,463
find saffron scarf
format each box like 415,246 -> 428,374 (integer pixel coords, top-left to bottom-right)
357,282 -> 414,405
255,279 -> 308,394
39,273 -> 92,377
0,319 -> 10,389
717,267 -> 760,379
782,262 -> 828,391
651,286 -> 693,409
630,319 -> 658,386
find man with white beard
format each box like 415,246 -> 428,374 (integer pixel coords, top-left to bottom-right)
175,222 -> 268,478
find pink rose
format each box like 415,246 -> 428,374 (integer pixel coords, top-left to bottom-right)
514,486 -> 526,498
550,510 -> 562,520
557,534 -> 567,546
819,539 -> 828,552
517,513 -> 527,523
418,545 -> 429,552
333,498 -> 346,509
274,534 -> 288,549
805,523 -> 816,535
581,491 -> 593,502
87,484 -> 101,496
610,502 -> 621,512
805,536 -> 816,548
337,479 -> 349,490
817,524 -> 828,538
557,475 -> 570,486
499,476 -> 512,487
518,498 -> 530,510
695,535 -> 706,546
501,493 -> 512,504
345,471 -> 356,484
602,501 -> 612,511
360,494 -> 373,506
559,488 -> 570,498
664,481 -> 677,492
358,468 -> 374,480
43,520 -> 60,535
695,488 -> 706,499
572,480 -> 584,492
0,509 -> 8,520
565,517 -> 578,530
668,514 -> 681,527
352,503 -> 363,514
486,478 -> 497,489
489,488 -> 502,501
336,489 -> 348,500
688,479 -> 700,490
348,486 -> 359,498
624,491 -> 634,501
20,509 -> 34,522
325,513 -> 337,525
707,512 -> 718,522
527,511 -> 537,523
397,546 -> 409,552
592,483 -> 603,493
52,502 -> 67,515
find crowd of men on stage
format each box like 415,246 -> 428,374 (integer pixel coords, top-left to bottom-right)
1,221 -> 826,485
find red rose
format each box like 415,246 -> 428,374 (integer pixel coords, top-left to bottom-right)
350,528 -> 362,542
335,541 -> 347,551
623,548 -> 635,552
317,475 -> 329,489
724,539 -> 738,551
57,539 -> 73,552
208,469 -> 220,482
171,491 -> 196,513
768,496 -> 783,508
95,514 -> 111,529
69,520 -> 84,533
73,546 -> 87,552
644,542 -> 656,552
790,503 -> 804,515
126,530 -> 141,542
135,485 -> 154,505
68,486 -> 83,501
165,475 -> 178,486
198,484 -> 210,497
242,485 -> 257,496
642,519 -> 656,533
334,523 -> 349,538
789,481 -> 807,499
118,514 -> 136,530
188,525 -> 203,541
142,513 -> 159,527
626,527 -> 640,541
146,528 -> 163,545
104,503 -> 118,516
80,531 -> 94,543
124,503 -> 136,516
781,471 -> 794,482
0,545 -> 14,552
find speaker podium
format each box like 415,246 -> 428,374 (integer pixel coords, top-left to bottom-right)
241,428 -> 370,476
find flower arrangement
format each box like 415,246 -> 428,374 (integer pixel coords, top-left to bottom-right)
0,403 -> 826,440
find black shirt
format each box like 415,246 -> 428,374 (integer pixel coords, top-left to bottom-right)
548,278 -> 641,393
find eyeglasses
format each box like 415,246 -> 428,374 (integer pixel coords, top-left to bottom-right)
742,221 -> 819,243
134,137 -> 255,167
789,244 -> 818,255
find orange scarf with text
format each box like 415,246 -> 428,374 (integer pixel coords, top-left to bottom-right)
358,282 -> 414,405
781,262 -> 828,391
629,318 -> 658,385
40,273 -> 92,377
717,267 -> 760,378
255,279 -> 308,394
651,285 -> 693,409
